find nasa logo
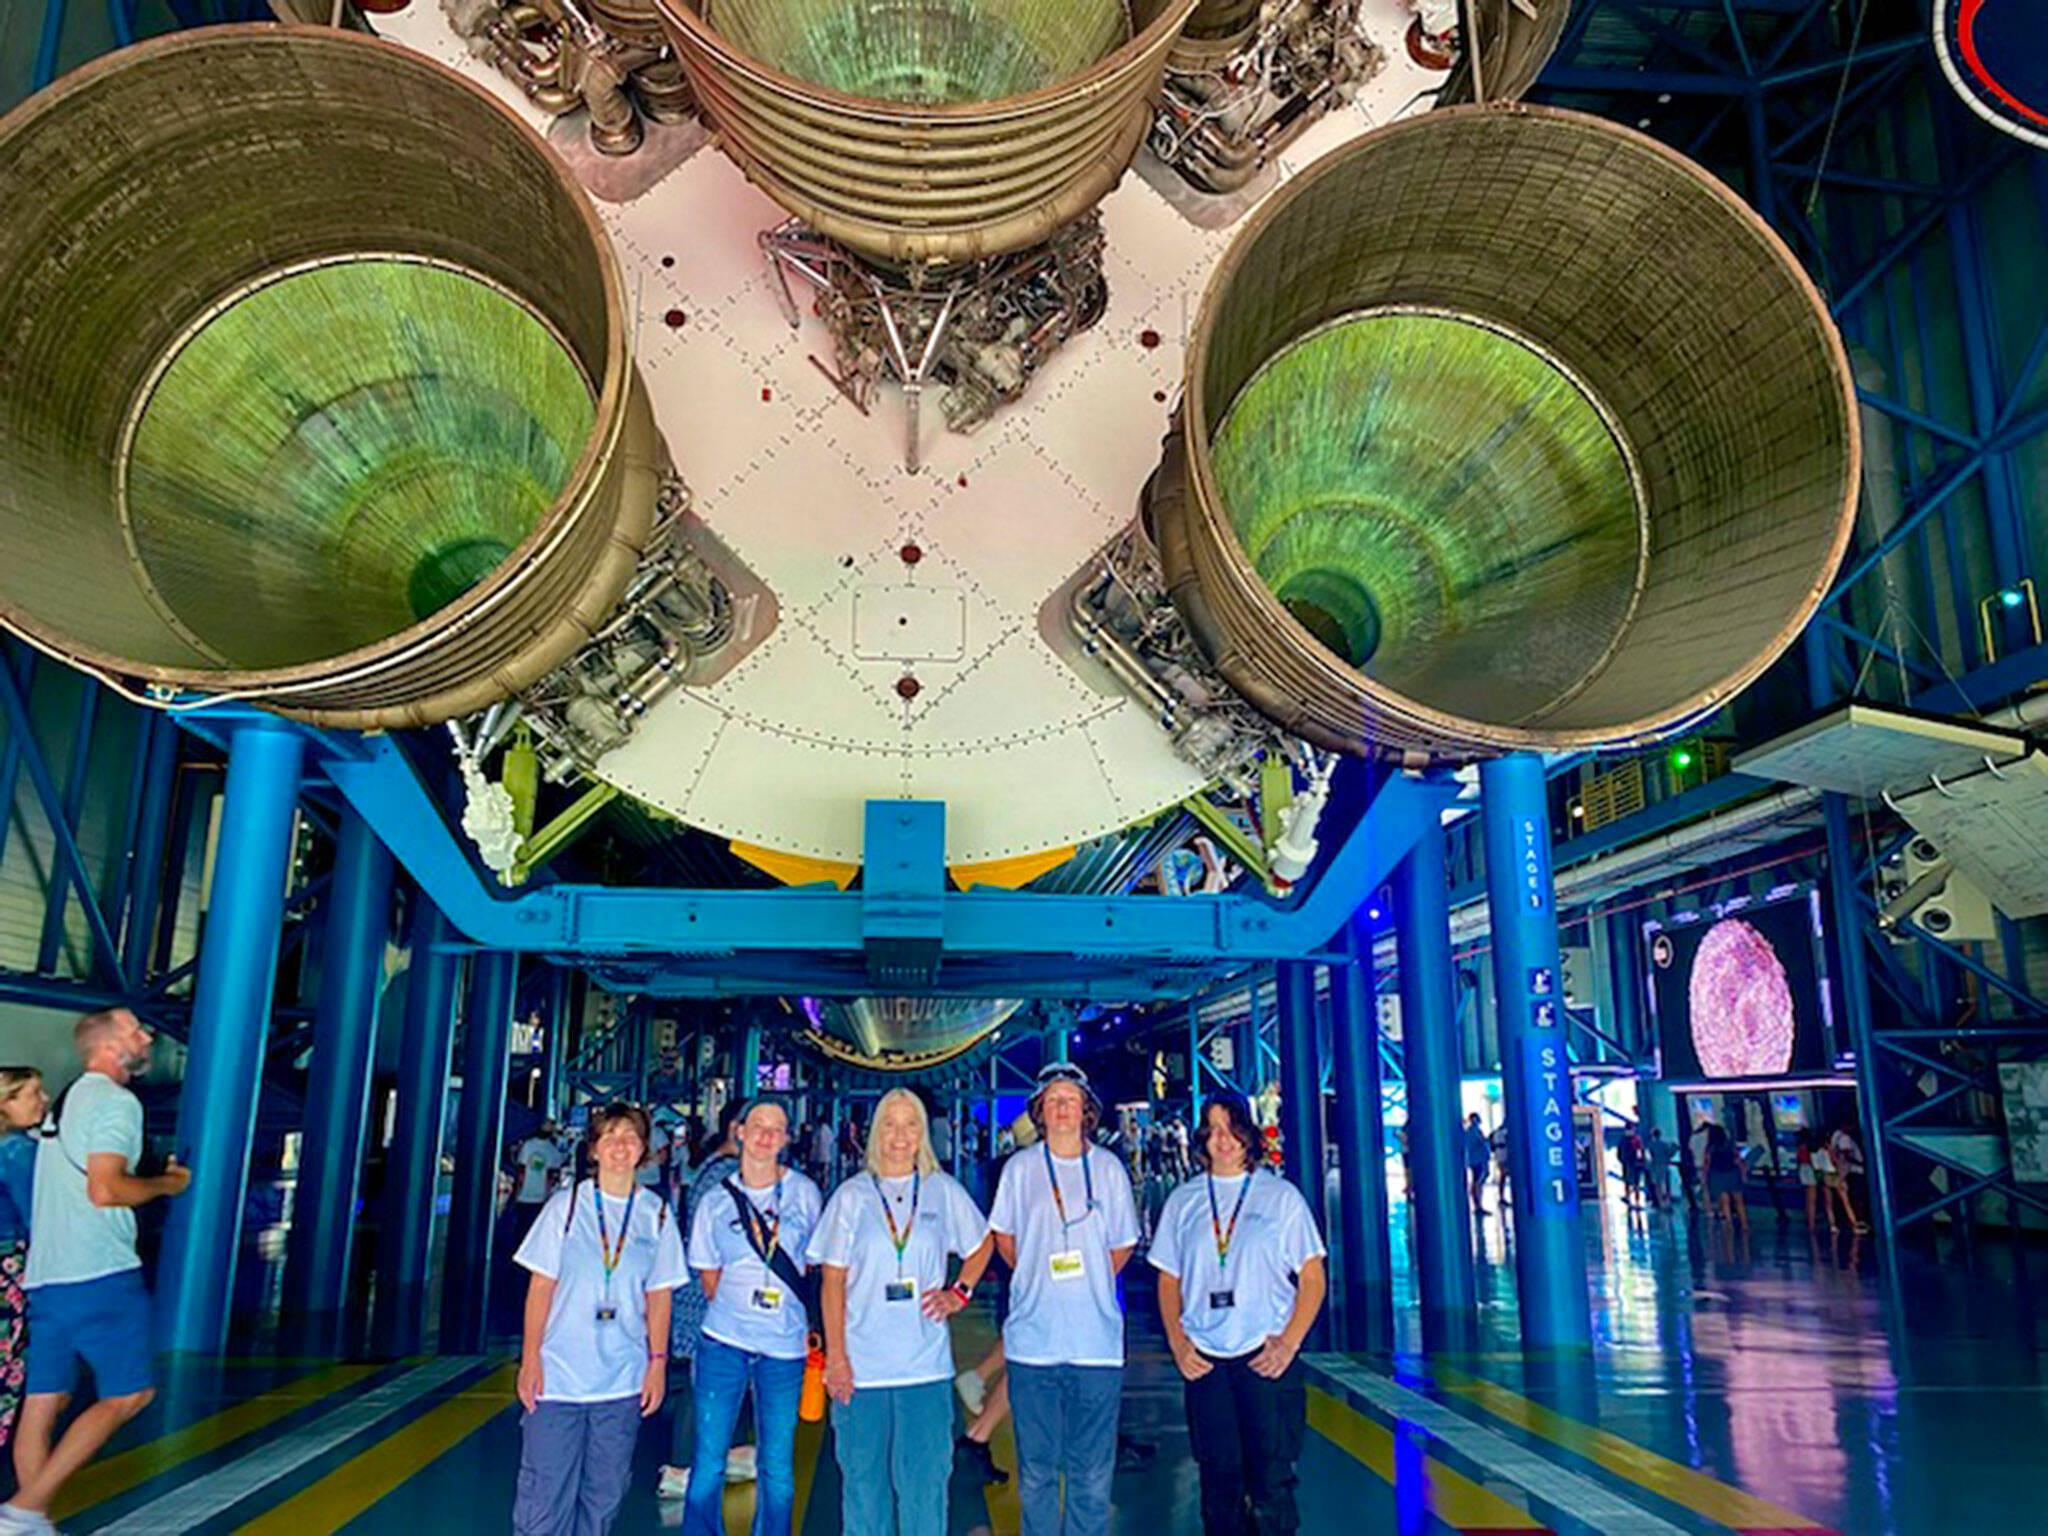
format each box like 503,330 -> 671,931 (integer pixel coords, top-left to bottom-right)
1934,0 -> 2048,150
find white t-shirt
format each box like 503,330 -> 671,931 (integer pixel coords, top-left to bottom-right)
691,1166 -> 823,1361
515,1137 -> 566,1204
515,1181 -> 687,1402
1148,1171 -> 1326,1359
989,1143 -> 1140,1368
806,1169 -> 987,1389
27,1072 -> 143,1288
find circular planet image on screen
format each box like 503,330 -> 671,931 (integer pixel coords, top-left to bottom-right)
1687,918 -> 1797,1077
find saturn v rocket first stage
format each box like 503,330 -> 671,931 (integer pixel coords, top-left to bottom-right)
0,15 -> 1857,1058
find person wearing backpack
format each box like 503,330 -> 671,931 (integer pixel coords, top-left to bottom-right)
680,1097 -> 821,1536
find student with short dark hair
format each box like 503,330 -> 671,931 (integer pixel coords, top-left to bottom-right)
513,1102 -> 685,1536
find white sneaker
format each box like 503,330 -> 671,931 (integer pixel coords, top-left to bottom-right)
955,1367 -> 987,1417
0,1505 -> 58,1535
725,1444 -> 757,1483
655,1465 -> 691,1500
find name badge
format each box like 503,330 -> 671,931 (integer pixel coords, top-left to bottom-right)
1049,1249 -> 1085,1282
594,1305 -> 618,1324
751,1287 -> 783,1313
884,1278 -> 916,1302
1208,1289 -> 1236,1311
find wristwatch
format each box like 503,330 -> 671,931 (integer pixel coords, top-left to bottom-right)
950,1282 -> 973,1304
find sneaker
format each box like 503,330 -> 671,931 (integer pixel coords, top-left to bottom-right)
956,1435 -> 1008,1485
725,1444 -> 757,1483
0,1506 -> 58,1535
955,1367 -> 988,1417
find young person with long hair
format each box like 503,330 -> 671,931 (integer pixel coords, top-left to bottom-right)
809,1087 -> 993,1536
0,1069 -> 47,1457
1150,1091 -> 1326,1536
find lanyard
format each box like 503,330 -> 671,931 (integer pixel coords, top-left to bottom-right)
593,1183 -> 637,1296
1206,1172 -> 1252,1271
872,1170 -> 920,1272
1043,1144 -> 1096,1231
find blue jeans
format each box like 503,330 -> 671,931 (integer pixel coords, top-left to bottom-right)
1008,1362 -> 1122,1536
830,1379 -> 952,1536
683,1334 -> 803,1536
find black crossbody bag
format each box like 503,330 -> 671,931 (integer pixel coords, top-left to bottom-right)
722,1177 -> 820,1335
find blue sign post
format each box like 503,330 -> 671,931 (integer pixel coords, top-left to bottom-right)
1479,755 -> 1591,1355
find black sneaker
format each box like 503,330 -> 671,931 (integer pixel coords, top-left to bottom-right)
956,1435 -> 1009,1484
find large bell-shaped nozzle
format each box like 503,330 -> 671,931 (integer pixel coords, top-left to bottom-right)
656,0 -> 1199,265
0,27 -> 663,729
1149,105 -> 1859,759
801,996 -> 1023,1069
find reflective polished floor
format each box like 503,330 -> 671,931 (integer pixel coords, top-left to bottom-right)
18,1197 -> 2048,1533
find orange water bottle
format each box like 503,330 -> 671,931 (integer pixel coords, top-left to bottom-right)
799,1337 -> 828,1422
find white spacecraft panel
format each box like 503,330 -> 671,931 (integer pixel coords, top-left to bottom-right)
373,3 -> 1443,865
1892,755 -> 2048,919
1734,703 -> 2031,800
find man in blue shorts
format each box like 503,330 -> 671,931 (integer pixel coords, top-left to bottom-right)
1,1010 -> 189,1535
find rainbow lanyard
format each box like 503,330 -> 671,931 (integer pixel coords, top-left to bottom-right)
1043,1143 -> 1096,1231
872,1170 -> 920,1272
1206,1171 -> 1252,1272
594,1183 -> 638,1295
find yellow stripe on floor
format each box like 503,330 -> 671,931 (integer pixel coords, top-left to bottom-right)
233,1363 -> 516,1535
1427,1365 -> 1827,1530
1307,1385 -> 1546,1531
53,1362 -> 381,1521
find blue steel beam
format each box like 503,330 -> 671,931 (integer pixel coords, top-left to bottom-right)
119,714 -> 181,987
157,722 -> 305,1354
1391,822 -> 1474,1351
0,652 -> 123,981
1328,921 -> 1394,1352
254,720 -> 1455,970
377,897 -> 463,1356
36,679 -> 100,976
282,805 -> 394,1348
1480,755 -> 1591,1355
443,950 -> 518,1353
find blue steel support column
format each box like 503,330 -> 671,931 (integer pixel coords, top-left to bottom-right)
1823,790 -> 1900,1292
443,950 -> 518,1352
738,1020 -> 762,1097
119,713 -> 181,986
282,806 -> 394,1350
1479,755 -> 1591,1356
376,897 -> 463,1356
1328,921 -> 1394,1352
158,723 -> 305,1354
1276,960 -> 1329,1348
1277,961 -> 1324,1196
1392,825 -> 1474,1349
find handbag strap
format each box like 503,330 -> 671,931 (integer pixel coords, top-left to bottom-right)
723,1177 -> 820,1332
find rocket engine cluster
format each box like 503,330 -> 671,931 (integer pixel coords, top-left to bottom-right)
0,0 -> 1857,979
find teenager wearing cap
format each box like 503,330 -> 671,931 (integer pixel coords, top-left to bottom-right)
513,1102 -> 686,1536
680,1097 -> 820,1536
988,1063 -> 1141,1536
808,1087 -> 994,1536
1150,1091 -> 1325,1536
